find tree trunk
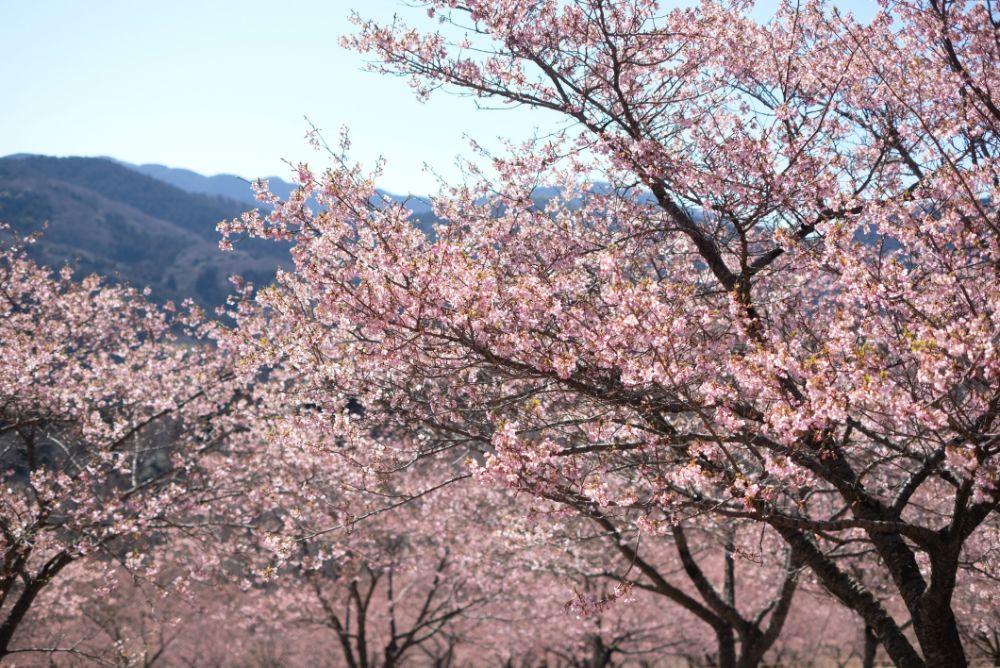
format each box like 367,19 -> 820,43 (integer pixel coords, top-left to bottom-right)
716,626 -> 736,668
910,544 -> 968,668
735,636 -> 764,668
0,553 -> 73,658
863,625 -> 878,668
912,602 -> 967,668
588,635 -> 613,668
776,527 -> 926,668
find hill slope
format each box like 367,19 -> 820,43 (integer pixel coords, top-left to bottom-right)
0,156 -> 287,308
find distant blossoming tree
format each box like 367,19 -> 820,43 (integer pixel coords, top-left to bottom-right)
191,345 -> 519,667
220,1 -> 1000,666
0,230 -> 236,660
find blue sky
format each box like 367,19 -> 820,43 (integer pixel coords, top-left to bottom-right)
0,0 -> 548,194
1,1 -> 876,194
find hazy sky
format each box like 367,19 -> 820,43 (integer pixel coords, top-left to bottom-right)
1,0 -> 876,194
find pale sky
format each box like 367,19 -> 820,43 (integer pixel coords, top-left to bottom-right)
0,0 -> 876,195
0,0 -> 553,194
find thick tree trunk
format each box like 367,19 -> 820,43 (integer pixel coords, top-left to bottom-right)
776,527 -> 926,668
0,553 -> 72,658
0,590 -> 36,658
863,625 -> 878,668
716,626 -> 736,668
588,635 -> 613,668
734,650 -> 762,668
912,602 -> 967,668
735,634 -> 764,668
907,544 -> 968,668
383,644 -> 398,668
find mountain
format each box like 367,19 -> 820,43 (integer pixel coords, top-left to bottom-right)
121,161 -> 438,222
126,162 -> 295,204
0,155 -> 288,308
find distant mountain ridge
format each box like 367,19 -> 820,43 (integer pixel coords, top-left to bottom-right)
119,160 -> 437,219
124,162 -> 295,204
0,155 -> 288,308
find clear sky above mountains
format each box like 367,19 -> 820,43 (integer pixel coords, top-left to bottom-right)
1,0 -> 876,194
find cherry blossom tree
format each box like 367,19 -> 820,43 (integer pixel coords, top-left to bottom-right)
0,229 -> 237,661
10,556 -> 220,668
219,1 -> 1000,666
587,516 -> 798,668
186,342 -> 527,667
216,259 -> 812,667
235,479 -> 512,668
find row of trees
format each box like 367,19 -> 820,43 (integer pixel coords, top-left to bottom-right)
2,0 -> 999,666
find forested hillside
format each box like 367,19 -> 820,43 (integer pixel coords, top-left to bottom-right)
0,155 -> 287,307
